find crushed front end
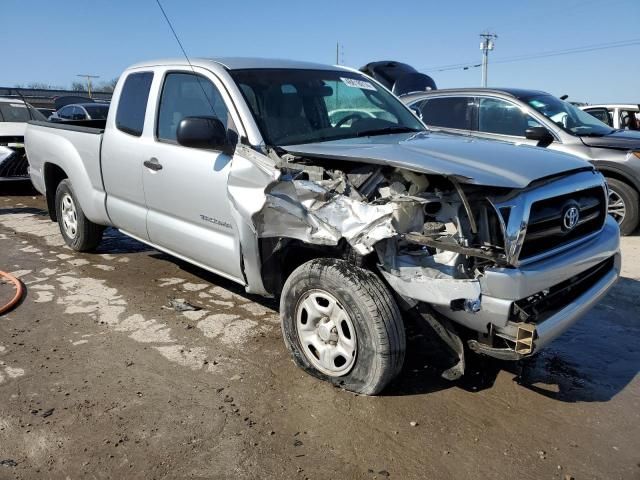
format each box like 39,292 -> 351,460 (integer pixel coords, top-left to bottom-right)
233,146 -> 620,371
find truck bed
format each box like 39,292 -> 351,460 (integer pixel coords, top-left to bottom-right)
28,119 -> 106,134
24,120 -> 110,225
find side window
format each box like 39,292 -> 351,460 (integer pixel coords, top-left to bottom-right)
478,97 -> 540,137
58,106 -> 73,119
620,110 -> 640,130
72,107 -> 86,120
418,97 -> 473,130
157,72 -> 229,143
116,72 -> 154,136
584,108 -> 612,126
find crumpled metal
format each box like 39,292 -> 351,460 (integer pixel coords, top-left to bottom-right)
376,244 -> 481,306
255,178 -> 396,255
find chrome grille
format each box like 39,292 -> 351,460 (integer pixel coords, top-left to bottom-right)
519,186 -> 606,260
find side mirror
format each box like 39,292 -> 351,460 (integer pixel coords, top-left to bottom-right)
176,116 -> 229,151
409,105 -> 423,120
525,126 -> 554,146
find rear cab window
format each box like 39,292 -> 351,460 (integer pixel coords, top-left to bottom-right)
116,72 -> 154,136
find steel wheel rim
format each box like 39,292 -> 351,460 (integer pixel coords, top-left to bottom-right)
608,189 -> 626,224
295,289 -> 357,377
60,193 -> 78,239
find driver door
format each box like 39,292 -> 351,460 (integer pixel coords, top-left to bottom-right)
142,69 -> 244,283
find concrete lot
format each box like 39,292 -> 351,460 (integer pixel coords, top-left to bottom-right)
0,187 -> 638,479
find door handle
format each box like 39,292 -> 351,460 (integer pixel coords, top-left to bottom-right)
144,158 -> 163,171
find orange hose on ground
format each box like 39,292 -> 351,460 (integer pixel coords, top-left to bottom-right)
0,271 -> 24,315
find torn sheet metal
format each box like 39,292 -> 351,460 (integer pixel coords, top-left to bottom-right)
226,146 -> 281,296
255,179 -> 396,255
377,245 -> 481,306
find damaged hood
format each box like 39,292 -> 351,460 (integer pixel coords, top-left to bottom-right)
284,131 -> 592,189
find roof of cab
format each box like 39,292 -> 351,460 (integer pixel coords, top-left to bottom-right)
127,57 -> 349,72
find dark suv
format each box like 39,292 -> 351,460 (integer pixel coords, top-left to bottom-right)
403,88 -> 640,234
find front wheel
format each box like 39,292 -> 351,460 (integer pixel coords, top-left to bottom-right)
280,258 -> 405,395
55,179 -> 104,251
606,177 -> 639,235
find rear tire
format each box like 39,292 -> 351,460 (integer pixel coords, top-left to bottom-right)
54,179 -> 104,251
606,177 -> 639,235
280,258 -> 405,395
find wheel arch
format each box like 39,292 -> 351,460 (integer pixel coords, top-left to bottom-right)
259,237 -> 370,297
593,160 -> 640,193
43,162 -> 68,221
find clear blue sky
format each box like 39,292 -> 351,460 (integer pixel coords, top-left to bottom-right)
4,0 -> 639,103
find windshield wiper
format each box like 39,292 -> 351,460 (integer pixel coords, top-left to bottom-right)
356,126 -> 422,137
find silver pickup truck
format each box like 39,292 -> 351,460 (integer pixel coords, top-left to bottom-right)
25,58 -> 620,395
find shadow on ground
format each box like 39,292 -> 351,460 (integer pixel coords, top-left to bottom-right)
386,276 -> 640,403
0,181 -> 38,196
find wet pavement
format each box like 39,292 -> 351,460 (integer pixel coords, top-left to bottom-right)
0,187 -> 638,479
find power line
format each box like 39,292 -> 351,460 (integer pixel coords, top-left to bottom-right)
423,37 -> 640,72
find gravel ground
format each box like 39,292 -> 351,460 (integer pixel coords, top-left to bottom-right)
0,188 -> 638,479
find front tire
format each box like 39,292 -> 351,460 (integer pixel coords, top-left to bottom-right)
55,179 -> 104,251
280,258 -> 405,395
606,177 -> 639,235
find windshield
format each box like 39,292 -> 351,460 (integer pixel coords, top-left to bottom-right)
84,104 -> 109,119
229,69 -> 425,146
0,102 -> 46,122
525,94 -> 614,136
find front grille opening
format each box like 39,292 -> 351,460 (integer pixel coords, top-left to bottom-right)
0,143 -> 29,178
519,187 -> 606,260
511,256 -> 614,323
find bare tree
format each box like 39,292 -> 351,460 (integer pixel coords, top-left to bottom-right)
27,82 -> 54,89
71,81 -> 86,92
96,77 -> 119,93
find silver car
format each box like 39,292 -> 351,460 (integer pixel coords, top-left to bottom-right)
404,88 -> 640,234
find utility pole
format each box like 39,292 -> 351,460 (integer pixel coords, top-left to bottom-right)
76,74 -> 100,98
479,33 -> 497,87
335,42 -> 344,65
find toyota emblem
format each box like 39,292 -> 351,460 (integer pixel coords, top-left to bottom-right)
563,206 -> 580,231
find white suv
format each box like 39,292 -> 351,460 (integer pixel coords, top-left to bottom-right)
581,104 -> 640,131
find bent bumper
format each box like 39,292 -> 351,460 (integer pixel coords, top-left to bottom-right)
434,215 -> 621,356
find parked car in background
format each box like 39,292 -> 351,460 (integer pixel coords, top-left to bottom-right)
360,60 -> 437,96
25,57 -> 620,394
404,89 -> 640,234
0,97 -> 46,182
581,104 -> 640,131
49,103 -> 109,122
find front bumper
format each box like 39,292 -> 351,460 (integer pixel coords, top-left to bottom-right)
434,215 -> 621,356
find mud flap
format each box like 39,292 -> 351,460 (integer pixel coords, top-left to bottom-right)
418,306 -> 465,381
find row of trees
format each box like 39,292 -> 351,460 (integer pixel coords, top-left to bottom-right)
12,78 -> 119,93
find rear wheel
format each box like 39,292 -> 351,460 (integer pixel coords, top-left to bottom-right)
55,179 -> 104,251
280,258 -> 405,395
606,177 -> 639,235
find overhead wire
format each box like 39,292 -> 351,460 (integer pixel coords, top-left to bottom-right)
422,38 -> 640,72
